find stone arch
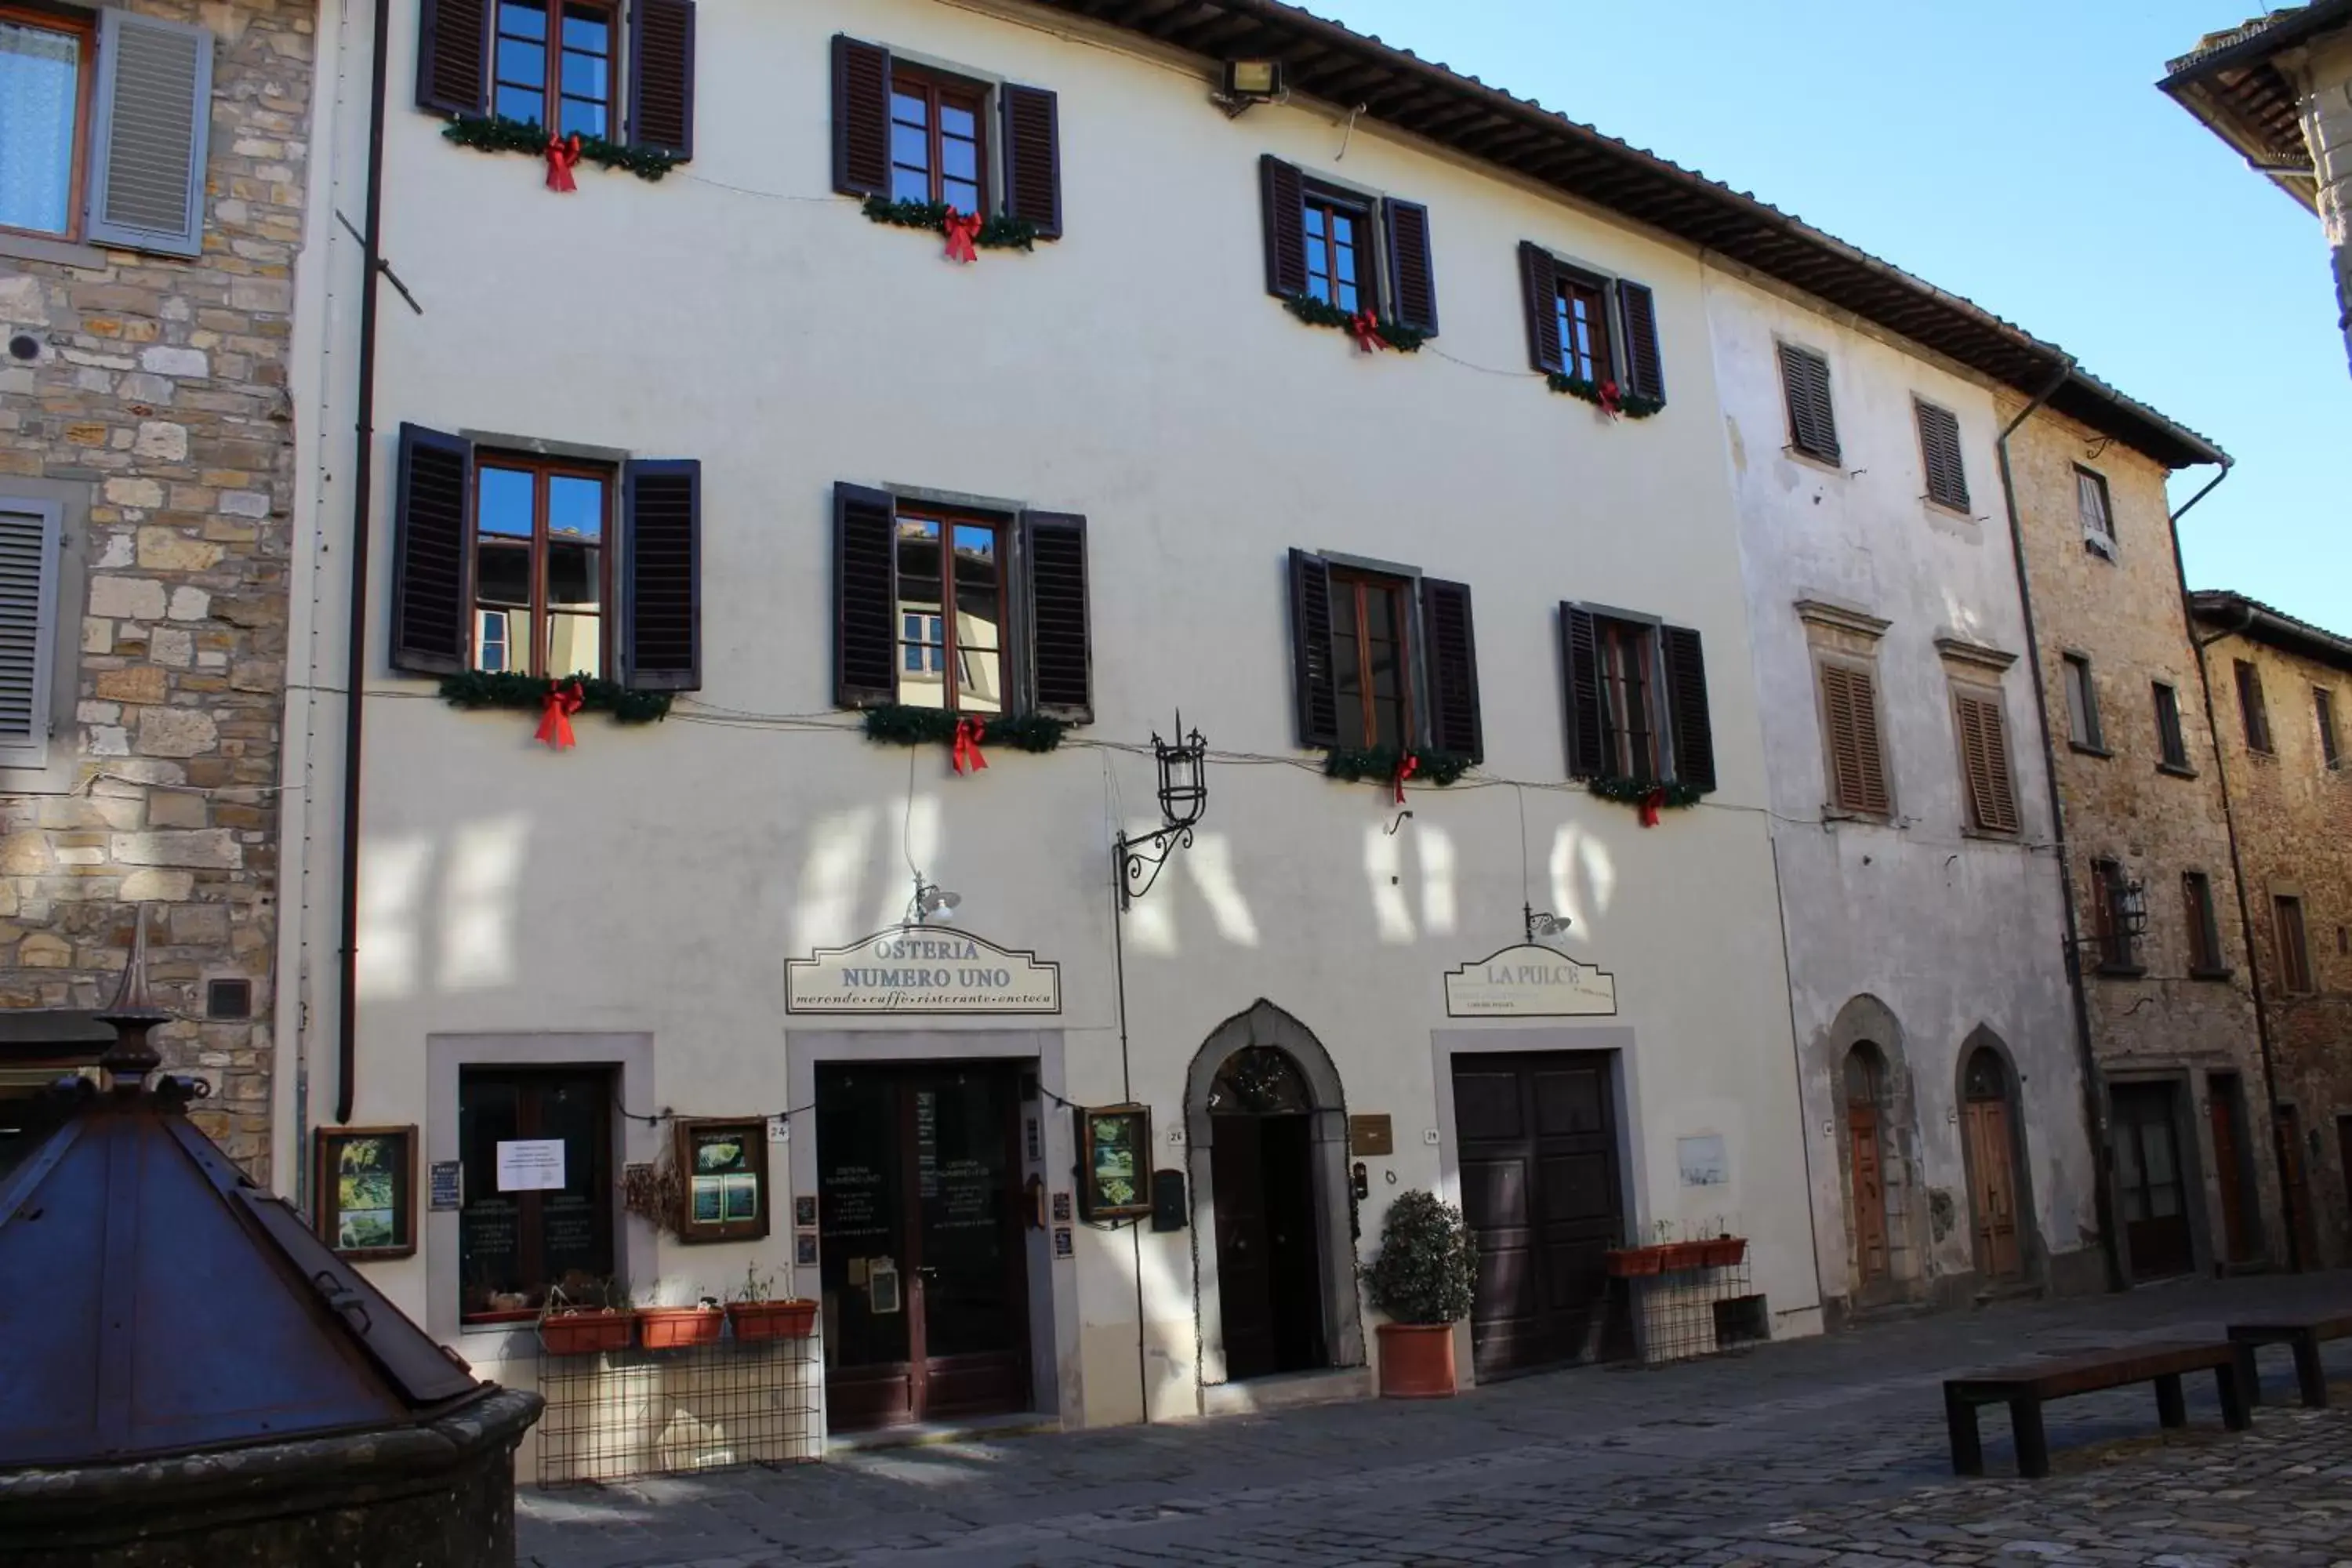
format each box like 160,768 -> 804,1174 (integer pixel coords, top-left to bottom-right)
1824,995 -> 1928,1305
1954,1025 -> 2041,1283
1184,1000 -> 1363,1388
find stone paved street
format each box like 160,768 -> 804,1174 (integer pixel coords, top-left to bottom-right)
519,1273 -> 2352,1568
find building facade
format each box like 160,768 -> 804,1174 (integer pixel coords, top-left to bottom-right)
0,0 -> 310,1178
2190,592 -> 2352,1269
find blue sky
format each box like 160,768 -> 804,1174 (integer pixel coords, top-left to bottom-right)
1307,0 -> 2350,629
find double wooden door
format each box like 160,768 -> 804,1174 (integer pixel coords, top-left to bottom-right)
2113,1082 -> 2194,1280
1452,1052 -> 1624,1381
816,1063 -> 1030,1432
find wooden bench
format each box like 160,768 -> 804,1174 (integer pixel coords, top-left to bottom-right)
2227,1313 -> 2352,1409
1944,1341 -> 2250,1479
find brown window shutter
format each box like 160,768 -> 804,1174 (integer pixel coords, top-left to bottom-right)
628,0 -> 695,159
1617,280 -> 1664,403
1260,155 -> 1308,299
1822,663 -> 1888,815
416,0 -> 489,115
833,483 -> 896,708
1559,602 -> 1605,778
1382,198 -> 1438,334
1958,692 -> 2020,833
1022,511 -> 1090,723
1420,577 -> 1481,762
1917,401 -> 1968,510
1288,549 -> 1339,748
1662,624 -> 1713,791
1779,343 -> 1840,464
1518,241 -> 1563,374
1000,84 -> 1062,238
390,423 -> 474,675
831,35 -> 892,198
621,459 -> 699,691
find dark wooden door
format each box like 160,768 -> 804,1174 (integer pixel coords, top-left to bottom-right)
1963,1098 -> 2024,1280
2209,1075 -> 2255,1265
2278,1106 -> 2320,1269
2114,1082 -> 2193,1280
1212,1113 -> 1325,1381
1452,1052 -> 1624,1381
1847,1103 -> 1889,1282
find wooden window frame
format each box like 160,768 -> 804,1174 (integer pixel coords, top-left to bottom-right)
1553,270 -> 1614,386
2183,872 -> 2227,979
0,5 -> 97,244
2274,895 -> 2314,994
2234,659 -> 2273,754
2153,681 -> 2191,774
672,1116 -> 771,1244
492,0 -> 618,140
1300,181 -> 1378,315
471,452 -> 615,680
2075,466 -> 2116,559
888,61 -> 990,212
2061,652 -> 2105,753
1594,615 -> 1662,783
2316,686 -> 2340,771
892,503 -> 1007,717
1327,564 -> 1417,750
310,1124 -> 418,1261
456,1067 -> 617,1324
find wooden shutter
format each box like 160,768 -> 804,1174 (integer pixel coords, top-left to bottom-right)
1917,401 -> 1969,510
1559,602 -> 1605,778
1518,241 -> 1563,374
833,483 -> 896,708
0,500 -> 62,771
1260,155 -> 1308,299
389,423 -> 474,676
1779,343 -> 1840,465
1820,662 -> 1889,816
1662,624 -> 1714,792
1287,549 -> 1339,749
1955,691 -> 2020,833
831,35 -> 892,198
1383,198 -> 1438,333
1420,577 -> 1481,763
85,9 -> 212,257
621,459 -> 699,691
629,0 -> 695,159
416,0 -> 489,115
1022,511 -> 1091,723
1000,84 -> 1062,238
1617,280 -> 1664,403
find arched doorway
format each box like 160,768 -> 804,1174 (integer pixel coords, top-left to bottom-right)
1843,1044 -> 1891,1284
1961,1044 -> 2025,1280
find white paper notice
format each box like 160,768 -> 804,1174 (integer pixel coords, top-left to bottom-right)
495,1138 -> 566,1192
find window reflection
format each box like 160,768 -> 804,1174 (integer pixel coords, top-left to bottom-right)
0,20 -> 82,237
894,510 -> 1002,713
889,70 -> 988,211
470,459 -> 607,678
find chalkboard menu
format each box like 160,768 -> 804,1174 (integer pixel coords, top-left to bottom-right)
1075,1103 -> 1152,1221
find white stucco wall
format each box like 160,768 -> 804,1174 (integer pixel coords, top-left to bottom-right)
281,0 -> 1820,1436
1704,269 -> 2098,1312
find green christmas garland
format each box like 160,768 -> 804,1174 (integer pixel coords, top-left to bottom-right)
438,671 -> 673,724
441,114 -> 683,182
1587,776 -> 1704,811
1547,373 -> 1664,419
1323,746 -> 1473,788
862,705 -> 1067,753
861,197 -> 1040,251
1282,294 -> 1431,353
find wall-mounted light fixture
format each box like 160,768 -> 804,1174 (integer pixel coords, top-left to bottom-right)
1524,905 -> 1572,943
908,877 -> 961,926
1211,58 -> 1286,118
1115,713 -> 1208,909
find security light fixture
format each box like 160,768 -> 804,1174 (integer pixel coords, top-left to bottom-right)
1212,59 -> 1286,118
1116,713 -> 1210,909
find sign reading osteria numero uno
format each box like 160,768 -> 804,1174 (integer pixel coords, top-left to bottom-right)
1443,944 -> 1617,1018
786,928 -> 1061,1014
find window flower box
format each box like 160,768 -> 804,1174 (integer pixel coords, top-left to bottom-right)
726,1299 -> 818,1341
638,1305 -> 725,1350
538,1309 -> 637,1356
1700,1236 -> 1748,1268
1605,1247 -> 1665,1278
1655,1241 -> 1713,1273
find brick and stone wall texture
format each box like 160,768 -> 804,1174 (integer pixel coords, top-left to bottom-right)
2004,403 -> 2281,1271
2198,620 -> 2352,1269
0,0 -> 310,1180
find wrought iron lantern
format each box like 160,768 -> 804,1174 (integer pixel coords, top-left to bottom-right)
1116,713 -> 1208,908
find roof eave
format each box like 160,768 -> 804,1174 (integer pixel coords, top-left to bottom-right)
2189,591 -> 2352,672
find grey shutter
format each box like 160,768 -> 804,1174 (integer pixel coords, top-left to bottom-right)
1662,624 -> 1715,792
1022,512 -> 1090,723
833,483 -> 897,708
1559,602 -> 1604,779
1383,198 -> 1438,333
1000,84 -> 1062,238
1260,155 -> 1307,299
831,35 -> 892,198
621,459 -> 699,691
85,9 -> 213,258
0,501 -> 63,771
1917,401 -> 1969,510
1617,280 -> 1664,403
416,0 -> 490,116
1420,577 -> 1481,763
628,0 -> 695,159
389,424 -> 474,675
1287,549 -> 1339,749
1778,343 -> 1840,464
1518,241 -> 1562,374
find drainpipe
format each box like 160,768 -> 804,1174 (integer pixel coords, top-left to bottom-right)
333,0 -> 394,1125
1992,356 -> 2124,1294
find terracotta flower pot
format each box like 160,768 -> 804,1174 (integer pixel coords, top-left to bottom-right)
539,1309 -> 636,1356
1606,1246 -> 1664,1277
1701,1236 -> 1747,1268
1376,1321 -> 1458,1399
1653,1242 -> 1710,1272
638,1305 -> 725,1350
726,1299 -> 818,1341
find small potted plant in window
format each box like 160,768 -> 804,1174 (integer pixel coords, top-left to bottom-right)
536,1275 -> 637,1356
724,1262 -> 818,1341
1362,1189 -> 1479,1399
639,1285 -> 726,1350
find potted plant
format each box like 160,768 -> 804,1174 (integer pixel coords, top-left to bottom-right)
537,1276 -> 637,1356
1605,1244 -> 1664,1277
724,1262 -> 818,1342
1362,1189 -> 1479,1399
1700,1223 -> 1747,1268
639,1287 -> 726,1350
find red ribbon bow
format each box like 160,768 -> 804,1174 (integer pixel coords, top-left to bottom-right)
1638,786 -> 1667,828
942,208 -> 982,264
545,132 -> 583,194
535,680 -> 585,750
1598,379 -> 1624,418
1348,307 -> 1390,354
1393,751 -> 1421,805
953,718 -> 989,775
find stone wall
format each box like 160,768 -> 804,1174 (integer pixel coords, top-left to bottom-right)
0,0 -> 310,1180
2292,30 -> 2352,379
2004,403 -> 2279,1276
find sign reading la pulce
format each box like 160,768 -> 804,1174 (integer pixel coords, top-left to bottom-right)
786,927 -> 1062,1014
1443,944 -> 1617,1018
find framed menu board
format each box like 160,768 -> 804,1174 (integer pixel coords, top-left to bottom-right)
1075,1104 -> 1152,1221
673,1117 -> 771,1243
312,1125 -> 416,1260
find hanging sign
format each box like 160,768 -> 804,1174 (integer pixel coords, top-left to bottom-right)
786,927 -> 1061,1014
1443,944 -> 1617,1018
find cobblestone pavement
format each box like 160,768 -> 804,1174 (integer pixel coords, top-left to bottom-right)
519,1272 -> 2352,1568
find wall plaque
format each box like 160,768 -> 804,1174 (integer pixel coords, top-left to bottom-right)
1075,1104 -> 1152,1220
786,927 -> 1061,1014
1443,944 -> 1617,1018
1348,1114 -> 1394,1156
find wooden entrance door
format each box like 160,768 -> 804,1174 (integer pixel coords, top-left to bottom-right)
1962,1050 -> 2022,1280
2208,1074 -> 2256,1265
1210,1112 -> 1324,1380
2113,1081 -> 2194,1280
1452,1052 -> 1624,1381
1848,1103 -> 1889,1280
816,1063 -> 1031,1432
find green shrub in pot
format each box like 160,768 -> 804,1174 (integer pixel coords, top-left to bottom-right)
1363,1189 -> 1479,1326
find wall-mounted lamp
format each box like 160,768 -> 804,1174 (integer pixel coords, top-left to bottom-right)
909,876 -> 961,926
1524,904 -> 1572,943
1116,713 -> 1208,909
1210,58 -> 1285,118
